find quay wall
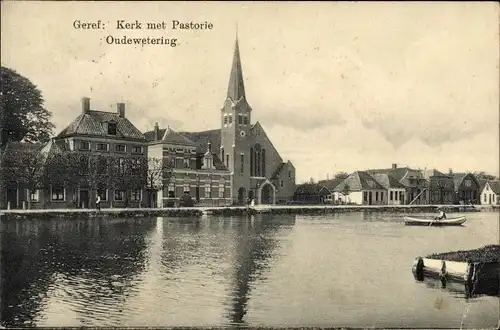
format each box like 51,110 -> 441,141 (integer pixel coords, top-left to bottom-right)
0,204 -> 498,221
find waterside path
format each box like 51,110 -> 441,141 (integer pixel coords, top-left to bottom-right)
1,204 -> 498,220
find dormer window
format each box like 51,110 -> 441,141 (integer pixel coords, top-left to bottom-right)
107,122 -> 117,135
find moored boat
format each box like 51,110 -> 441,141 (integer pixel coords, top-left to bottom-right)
404,215 -> 466,226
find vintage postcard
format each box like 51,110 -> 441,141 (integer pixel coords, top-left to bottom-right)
0,1 -> 499,329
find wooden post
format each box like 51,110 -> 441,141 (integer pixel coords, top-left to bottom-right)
412,256 -> 424,281
439,260 -> 447,287
7,201 -> 11,210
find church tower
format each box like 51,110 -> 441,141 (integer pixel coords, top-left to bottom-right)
220,35 -> 252,202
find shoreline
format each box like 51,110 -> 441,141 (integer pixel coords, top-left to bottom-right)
1,204 -> 498,220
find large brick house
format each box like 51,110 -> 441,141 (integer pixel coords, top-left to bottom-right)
144,124 -> 232,207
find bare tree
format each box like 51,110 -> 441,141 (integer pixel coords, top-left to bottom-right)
144,156 -> 174,208
335,172 -> 349,180
341,184 -> 351,204
3,143 -> 45,209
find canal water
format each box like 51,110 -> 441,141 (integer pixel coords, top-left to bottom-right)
1,212 -> 498,328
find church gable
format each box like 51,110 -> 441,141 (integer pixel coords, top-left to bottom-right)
250,122 -> 283,164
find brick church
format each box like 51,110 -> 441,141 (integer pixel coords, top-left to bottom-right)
146,36 -> 296,206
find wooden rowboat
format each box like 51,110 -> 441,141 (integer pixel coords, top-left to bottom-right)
404,216 -> 467,226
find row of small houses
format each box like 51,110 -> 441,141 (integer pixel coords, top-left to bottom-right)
293,164 -> 500,206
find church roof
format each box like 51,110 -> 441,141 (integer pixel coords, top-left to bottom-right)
180,129 -> 221,154
226,38 -> 246,102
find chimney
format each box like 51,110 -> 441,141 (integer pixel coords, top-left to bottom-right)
82,97 -> 90,114
154,122 -> 160,140
117,103 -> 125,118
392,163 -> 397,169
449,168 -> 453,175
207,141 -> 212,153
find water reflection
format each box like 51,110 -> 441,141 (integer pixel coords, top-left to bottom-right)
0,217 -> 156,327
228,214 -> 295,324
1,212 -> 496,328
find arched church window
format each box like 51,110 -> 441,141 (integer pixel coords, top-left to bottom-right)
254,144 -> 262,177
250,147 -> 254,176
262,149 -> 266,177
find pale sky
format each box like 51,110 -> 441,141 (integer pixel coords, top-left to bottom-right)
2,1 -> 499,183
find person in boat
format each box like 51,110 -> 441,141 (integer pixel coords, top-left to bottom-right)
435,207 -> 447,220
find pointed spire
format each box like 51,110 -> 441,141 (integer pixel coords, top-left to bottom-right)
227,31 -> 245,102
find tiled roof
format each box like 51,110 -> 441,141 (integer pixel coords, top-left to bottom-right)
371,173 -> 406,189
56,111 -> 145,140
423,169 -> 451,179
145,126 -> 197,147
1,141 -> 45,165
180,129 -> 222,154
3,141 -> 44,154
334,171 -> 386,192
318,178 -> 344,191
478,179 -> 488,192
367,167 -> 409,182
211,154 -> 228,171
295,183 -> 326,195
39,139 -> 64,160
489,181 -> 500,194
451,173 -> 468,188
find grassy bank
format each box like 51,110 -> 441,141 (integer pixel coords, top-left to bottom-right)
427,245 -> 500,263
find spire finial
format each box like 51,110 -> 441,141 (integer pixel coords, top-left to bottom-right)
236,21 -> 238,41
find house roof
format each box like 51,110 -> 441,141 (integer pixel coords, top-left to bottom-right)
56,110 -> 145,140
295,183 -> 327,195
451,172 -> 480,189
145,126 -> 197,147
1,141 -> 45,168
39,139 -> 64,160
318,178 -> 344,191
366,167 -> 410,182
3,141 -> 44,155
478,179 -> 488,192
334,171 -> 386,192
205,153 -> 228,172
371,173 -> 406,189
423,169 -> 451,179
489,181 -> 500,194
